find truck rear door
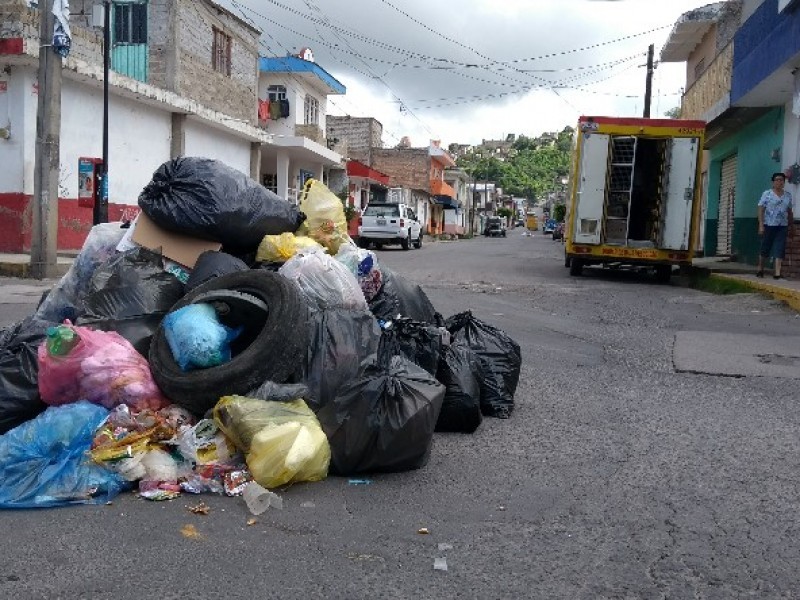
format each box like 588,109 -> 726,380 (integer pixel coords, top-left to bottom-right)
573,133 -> 609,245
659,137 -> 699,250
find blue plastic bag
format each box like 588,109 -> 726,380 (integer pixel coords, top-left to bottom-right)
163,304 -> 242,371
0,401 -> 126,509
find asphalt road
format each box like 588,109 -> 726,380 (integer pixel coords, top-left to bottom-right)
2,230 -> 800,599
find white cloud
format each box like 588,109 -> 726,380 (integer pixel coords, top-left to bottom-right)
222,0 -> 707,146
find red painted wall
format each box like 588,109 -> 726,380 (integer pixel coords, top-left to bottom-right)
0,193 -> 139,253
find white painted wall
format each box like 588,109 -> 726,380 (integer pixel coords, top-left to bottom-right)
259,72 -> 330,136
184,119 -> 251,176
783,98 -> 800,201
1,65 -> 255,205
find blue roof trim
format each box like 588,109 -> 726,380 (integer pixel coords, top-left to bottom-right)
259,56 -> 346,95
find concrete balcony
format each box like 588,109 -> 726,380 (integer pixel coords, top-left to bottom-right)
680,42 -> 732,123
294,124 -> 325,145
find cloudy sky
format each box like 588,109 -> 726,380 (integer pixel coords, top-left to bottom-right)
218,0 -> 711,147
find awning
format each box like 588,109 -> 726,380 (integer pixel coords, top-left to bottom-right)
434,195 -> 459,209
347,160 -> 390,185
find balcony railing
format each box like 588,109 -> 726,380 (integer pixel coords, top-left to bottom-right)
294,124 -> 325,145
680,42 -> 732,122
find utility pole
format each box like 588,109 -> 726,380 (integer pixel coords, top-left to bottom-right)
643,43 -> 654,118
95,0 -> 110,224
31,0 -> 62,280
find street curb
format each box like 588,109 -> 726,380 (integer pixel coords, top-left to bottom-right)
0,262 -> 70,279
711,273 -> 800,312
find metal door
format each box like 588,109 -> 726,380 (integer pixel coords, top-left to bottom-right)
660,137 -> 699,250
573,133 -> 609,245
716,155 -> 737,256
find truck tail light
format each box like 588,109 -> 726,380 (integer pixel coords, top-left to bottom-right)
399,219 -> 405,228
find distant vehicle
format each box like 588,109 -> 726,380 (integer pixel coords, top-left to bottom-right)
484,216 -> 507,237
516,219 -> 525,227
542,218 -> 557,235
358,203 -> 423,250
552,222 -> 565,241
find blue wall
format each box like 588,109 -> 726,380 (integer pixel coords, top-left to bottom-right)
732,0 -> 800,103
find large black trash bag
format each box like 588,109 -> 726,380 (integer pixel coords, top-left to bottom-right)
435,342 -> 482,433
317,337 -> 445,475
445,311 -> 521,419
138,157 -> 305,249
186,250 -> 249,292
77,247 -> 185,356
304,307 -> 381,413
380,317 -> 445,376
0,317 -> 58,434
367,266 -> 439,324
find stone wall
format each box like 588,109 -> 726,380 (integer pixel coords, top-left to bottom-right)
175,0 -> 259,124
371,148 -> 430,190
326,115 -> 383,164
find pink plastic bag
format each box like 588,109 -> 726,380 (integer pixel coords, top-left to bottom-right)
38,323 -> 169,411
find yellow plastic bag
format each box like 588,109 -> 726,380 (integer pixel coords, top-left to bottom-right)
256,232 -> 324,263
298,179 -> 351,254
214,396 -> 330,489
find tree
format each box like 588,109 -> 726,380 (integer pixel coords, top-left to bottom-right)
553,204 -> 566,222
664,107 -> 681,119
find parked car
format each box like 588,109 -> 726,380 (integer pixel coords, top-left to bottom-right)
552,221 -> 565,241
542,218 -> 557,235
484,217 -> 507,237
358,203 -> 423,250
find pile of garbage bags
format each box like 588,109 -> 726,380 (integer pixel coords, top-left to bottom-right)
0,157 -> 521,510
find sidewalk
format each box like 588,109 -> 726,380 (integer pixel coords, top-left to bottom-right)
691,256 -> 800,312
0,254 -> 73,279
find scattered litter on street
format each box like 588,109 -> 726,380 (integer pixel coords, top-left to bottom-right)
438,543 -> 453,551
434,557 -> 448,571
188,502 -> 210,515
180,524 -> 203,540
418,527 -> 430,535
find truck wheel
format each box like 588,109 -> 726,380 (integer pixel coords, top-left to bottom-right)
655,265 -> 672,283
413,232 -> 423,249
401,234 -> 410,250
564,252 -> 571,268
569,259 -> 583,276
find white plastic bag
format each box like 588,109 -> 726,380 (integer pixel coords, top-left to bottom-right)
279,250 -> 367,311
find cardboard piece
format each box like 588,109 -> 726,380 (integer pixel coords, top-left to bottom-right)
131,212 -> 222,269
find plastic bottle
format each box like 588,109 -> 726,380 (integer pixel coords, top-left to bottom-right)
46,325 -> 80,356
242,482 -> 283,515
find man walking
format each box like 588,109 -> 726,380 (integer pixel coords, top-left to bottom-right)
757,172 -> 794,279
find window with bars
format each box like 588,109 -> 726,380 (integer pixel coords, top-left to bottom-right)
212,27 -> 232,76
304,95 -> 319,125
268,85 -> 287,102
114,2 -> 147,45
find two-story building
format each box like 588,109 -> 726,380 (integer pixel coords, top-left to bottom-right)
0,0 -> 270,252
662,0 -> 800,273
257,48 -> 345,203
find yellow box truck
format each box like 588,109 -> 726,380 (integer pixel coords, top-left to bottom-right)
564,116 -> 706,283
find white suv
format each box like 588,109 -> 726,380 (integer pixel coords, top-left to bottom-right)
357,203 -> 423,250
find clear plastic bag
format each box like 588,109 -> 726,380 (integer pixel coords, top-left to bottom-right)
256,232 -> 324,263
0,401 -> 127,508
213,396 -> 330,489
37,323 -> 169,412
335,243 -> 383,302
35,223 -> 128,323
297,179 -> 350,254
163,304 -> 242,371
279,250 -> 367,311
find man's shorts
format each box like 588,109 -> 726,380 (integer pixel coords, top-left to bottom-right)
760,225 -> 788,259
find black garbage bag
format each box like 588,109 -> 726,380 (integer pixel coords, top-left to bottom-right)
186,250 -> 249,292
445,311 -> 521,419
367,267 -> 439,324
0,317 -> 58,434
304,307 -> 381,413
77,247 -> 185,356
381,317 -> 444,376
435,342 -> 482,433
138,157 -> 305,249
317,338 -> 445,475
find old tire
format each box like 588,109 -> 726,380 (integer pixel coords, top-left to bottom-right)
569,259 -> 583,276
401,235 -> 410,250
413,232 -> 423,249
149,270 -> 309,415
